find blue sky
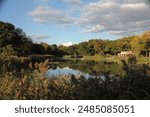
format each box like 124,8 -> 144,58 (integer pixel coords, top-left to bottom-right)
0,0 -> 150,46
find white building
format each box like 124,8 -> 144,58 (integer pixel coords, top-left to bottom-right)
118,51 -> 133,57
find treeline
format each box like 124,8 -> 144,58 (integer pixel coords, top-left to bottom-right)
0,21 -> 64,56
63,33 -> 150,57
0,21 -> 150,57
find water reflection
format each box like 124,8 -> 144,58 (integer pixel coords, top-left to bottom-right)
46,60 -> 125,78
46,67 -> 91,79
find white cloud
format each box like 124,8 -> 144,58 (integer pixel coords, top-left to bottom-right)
77,0 -> 150,35
30,34 -> 51,43
30,34 -> 51,40
63,0 -> 82,4
28,6 -> 77,24
29,0 -> 150,36
83,25 -> 104,33
121,3 -> 147,9
62,42 -> 73,46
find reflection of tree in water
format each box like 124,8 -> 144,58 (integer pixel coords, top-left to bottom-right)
49,64 -> 57,70
57,60 -> 124,76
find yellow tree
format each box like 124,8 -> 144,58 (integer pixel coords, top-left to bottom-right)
142,31 -> 150,57
131,31 -> 150,57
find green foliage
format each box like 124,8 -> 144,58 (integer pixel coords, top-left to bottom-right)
0,21 -> 65,56
64,38 -> 133,56
1,44 -> 17,56
0,21 -> 32,56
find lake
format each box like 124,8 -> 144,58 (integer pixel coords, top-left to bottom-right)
46,66 -> 91,79
45,60 -> 125,79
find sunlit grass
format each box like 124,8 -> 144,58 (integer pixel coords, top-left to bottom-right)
138,57 -> 150,64
83,55 -> 104,61
83,55 -> 149,64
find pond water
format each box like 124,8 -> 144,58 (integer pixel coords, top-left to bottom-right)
45,60 -> 125,78
46,66 -> 91,79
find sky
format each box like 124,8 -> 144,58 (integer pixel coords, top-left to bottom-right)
0,0 -> 150,46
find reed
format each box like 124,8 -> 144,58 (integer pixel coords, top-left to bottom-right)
0,57 -> 150,100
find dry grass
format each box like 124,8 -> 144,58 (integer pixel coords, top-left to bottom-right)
0,57 -> 150,100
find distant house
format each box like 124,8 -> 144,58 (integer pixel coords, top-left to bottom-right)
118,51 -> 133,57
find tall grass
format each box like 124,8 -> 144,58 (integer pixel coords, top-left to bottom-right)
0,56 -> 150,99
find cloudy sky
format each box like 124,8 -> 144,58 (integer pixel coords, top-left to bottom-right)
0,0 -> 150,45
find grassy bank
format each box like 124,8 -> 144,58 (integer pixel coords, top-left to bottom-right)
138,57 -> 150,64
63,55 -> 120,62
64,55 -> 150,64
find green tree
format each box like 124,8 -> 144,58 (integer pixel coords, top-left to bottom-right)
67,45 -> 77,55
58,45 -> 67,55
0,21 -> 33,56
1,44 -> 17,56
77,42 -> 88,55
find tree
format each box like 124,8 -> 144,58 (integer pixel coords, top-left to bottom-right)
142,31 -> 150,57
103,40 -> 113,55
1,44 -> 17,56
93,40 -> 105,55
77,42 -> 88,55
131,31 -> 150,57
67,45 -> 77,55
0,21 -> 33,56
32,43 -> 45,55
58,45 -> 67,55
